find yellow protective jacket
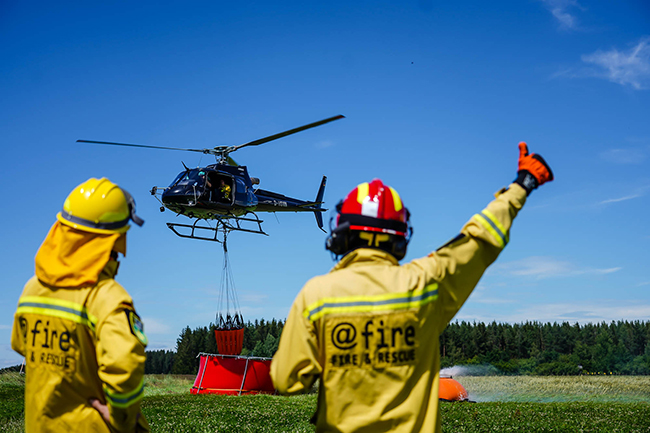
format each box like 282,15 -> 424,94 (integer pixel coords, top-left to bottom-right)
270,183 -> 527,433
220,184 -> 231,199
12,224 -> 149,432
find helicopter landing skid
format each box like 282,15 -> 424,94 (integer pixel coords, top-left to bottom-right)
166,215 -> 267,242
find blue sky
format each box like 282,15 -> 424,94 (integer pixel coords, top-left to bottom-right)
1,0 -> 649,367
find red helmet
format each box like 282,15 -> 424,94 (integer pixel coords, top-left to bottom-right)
338,179 -> 409,235
327,179 -> 411,259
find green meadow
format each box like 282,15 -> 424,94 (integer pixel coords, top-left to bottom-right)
2,373 -> 650,432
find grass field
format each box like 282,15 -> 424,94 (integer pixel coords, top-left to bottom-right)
2,373 -> 650,432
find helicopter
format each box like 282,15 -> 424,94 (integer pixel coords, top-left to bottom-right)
78,115 -> 344,242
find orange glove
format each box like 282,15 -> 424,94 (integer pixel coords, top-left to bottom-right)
514,142 -> 553,195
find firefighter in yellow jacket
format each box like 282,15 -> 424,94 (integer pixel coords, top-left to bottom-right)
271,143 -> 554,432
11,178 -> 150,432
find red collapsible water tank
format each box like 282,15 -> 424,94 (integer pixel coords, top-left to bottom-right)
191,353 -> 275,395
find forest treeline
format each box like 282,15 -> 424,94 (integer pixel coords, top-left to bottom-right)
440,320 -> 650,375
146,319 -> 650,375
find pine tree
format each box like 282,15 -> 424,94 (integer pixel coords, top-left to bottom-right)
263,334 -> 278,356
251,340 -> 266,357
172,326 -> 195,374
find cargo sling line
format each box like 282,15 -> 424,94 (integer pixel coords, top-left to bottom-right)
216,233 -> 243,330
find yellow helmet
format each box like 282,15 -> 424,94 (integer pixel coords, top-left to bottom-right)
56,178 -> 144,234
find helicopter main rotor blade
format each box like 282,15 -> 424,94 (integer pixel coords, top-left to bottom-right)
77,140 -> 209,154
230,114 -> 345,151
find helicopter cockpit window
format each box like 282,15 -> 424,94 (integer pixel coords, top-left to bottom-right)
168,172 -> 186,188
170,169 -> 206,188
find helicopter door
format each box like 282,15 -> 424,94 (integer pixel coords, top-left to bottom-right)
208,173 -> 234,205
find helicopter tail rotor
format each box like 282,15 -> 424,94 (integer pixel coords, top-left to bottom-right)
314,176 -> 327,232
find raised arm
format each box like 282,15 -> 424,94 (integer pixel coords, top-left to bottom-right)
410,142 -> 553,325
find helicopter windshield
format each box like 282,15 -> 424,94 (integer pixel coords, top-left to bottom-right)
169,169 -> 207,188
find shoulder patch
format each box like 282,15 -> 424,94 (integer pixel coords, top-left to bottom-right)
125,310 -> 148,347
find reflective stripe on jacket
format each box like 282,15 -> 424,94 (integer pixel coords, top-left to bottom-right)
270,183 -> 527,433
11,261 -> 149,432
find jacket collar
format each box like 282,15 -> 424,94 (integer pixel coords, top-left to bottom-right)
332,248 -> 399,272
99,260 -> 120,280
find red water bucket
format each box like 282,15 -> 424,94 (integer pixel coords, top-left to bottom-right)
215,328 -> 244,355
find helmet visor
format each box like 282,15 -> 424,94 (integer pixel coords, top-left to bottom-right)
120,188 -> 144,227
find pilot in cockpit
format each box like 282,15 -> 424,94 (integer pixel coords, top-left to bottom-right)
198,171 -> 213,200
